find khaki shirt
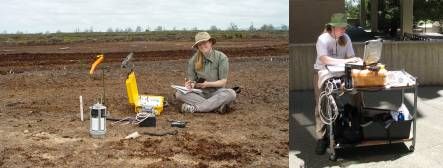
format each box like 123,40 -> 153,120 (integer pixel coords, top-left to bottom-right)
187,49 -> 229,94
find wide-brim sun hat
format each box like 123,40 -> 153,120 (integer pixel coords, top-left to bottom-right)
192,32 -> 216,48
326,13 -> 348,28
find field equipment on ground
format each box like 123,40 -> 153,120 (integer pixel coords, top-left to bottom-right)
142,130 -> 178,136
122,53 -> 165,115
136,111 -> 156,127
89,54 -> 107,105
89,54 -> 104,75
110,111 -> 156,127
168,119 -> 188,128
89,102 -> 107,138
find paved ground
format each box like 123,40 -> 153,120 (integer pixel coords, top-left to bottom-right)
289,86 -> 443,168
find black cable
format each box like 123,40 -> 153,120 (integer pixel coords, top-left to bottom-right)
141,130 -> 178,136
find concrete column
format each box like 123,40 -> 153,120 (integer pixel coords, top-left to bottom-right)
289,0 -> 345,44
360,0 -> 367,27
370,0 -> 379,33
400,0 -> 414,36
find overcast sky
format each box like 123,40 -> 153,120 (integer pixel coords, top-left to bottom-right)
0,0 -> 288,33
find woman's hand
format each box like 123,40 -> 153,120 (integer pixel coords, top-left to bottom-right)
184,78 -> 194,90
346,57 -> 362,63
195,81 -> 209,89
320,55 -> 362,65
192,79 -> 227,89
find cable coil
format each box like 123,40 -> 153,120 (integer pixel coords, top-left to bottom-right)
318,79 -> 340,125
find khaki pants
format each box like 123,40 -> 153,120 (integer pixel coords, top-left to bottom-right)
175,88 -> 237,112
313,72 -> 325,140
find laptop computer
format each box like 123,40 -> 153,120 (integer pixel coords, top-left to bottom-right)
347,39 -> 383,67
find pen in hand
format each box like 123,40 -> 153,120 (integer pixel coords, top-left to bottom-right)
184,78 -> 194,90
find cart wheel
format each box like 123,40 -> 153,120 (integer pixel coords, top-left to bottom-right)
409,145 -> 415,152
329,154 -> 337,161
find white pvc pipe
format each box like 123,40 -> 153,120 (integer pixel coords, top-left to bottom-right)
80,95 -> 84,121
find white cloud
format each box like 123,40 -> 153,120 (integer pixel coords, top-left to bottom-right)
0,0 -> 288,33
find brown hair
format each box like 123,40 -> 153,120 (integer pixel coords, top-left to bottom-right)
324,25 -> 347,46
194,50 -> 204,71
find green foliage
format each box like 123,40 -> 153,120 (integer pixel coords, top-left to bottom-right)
0,30 -> 288,46
345,0 -> 360,19
260,24 -> 275,31
414,0 -> 443,22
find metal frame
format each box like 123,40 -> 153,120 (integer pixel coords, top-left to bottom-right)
327,83 -> 418,161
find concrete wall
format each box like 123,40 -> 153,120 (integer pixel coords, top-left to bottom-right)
289,41 -> 443,91
289,0 -> 344,43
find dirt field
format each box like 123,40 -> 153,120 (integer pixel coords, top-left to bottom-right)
0,40 -> 289,167
0,40 -> 287,66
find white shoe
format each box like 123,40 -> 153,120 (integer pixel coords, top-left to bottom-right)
180,103 -> 196,113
